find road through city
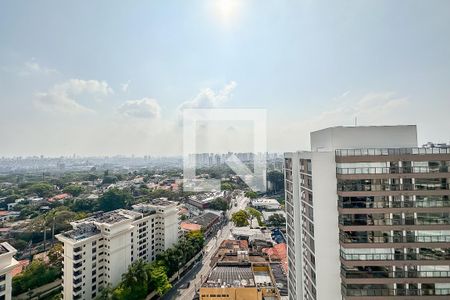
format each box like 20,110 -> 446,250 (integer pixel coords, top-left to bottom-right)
162,192 -> 249,300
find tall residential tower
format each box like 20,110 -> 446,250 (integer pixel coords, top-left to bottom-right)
56,198 -> 179,300
284,125 -> 450,300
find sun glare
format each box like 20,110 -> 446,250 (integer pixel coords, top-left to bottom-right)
215,0 -> 240,25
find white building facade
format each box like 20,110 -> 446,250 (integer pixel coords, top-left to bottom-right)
0,242 -> 19,300
285,126 -> 450,300
56,199 -> 179,300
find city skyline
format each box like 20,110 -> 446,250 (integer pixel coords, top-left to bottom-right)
1,1 -> 450,156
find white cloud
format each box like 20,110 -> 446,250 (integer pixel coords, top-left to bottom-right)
23,59 -> 58,75
34,79 -> 113,113
268,91 -> 411,152
1,58 -> 59,76
117,98 -> 161,119
121,80 -> 131,92
178,81 -> 237,111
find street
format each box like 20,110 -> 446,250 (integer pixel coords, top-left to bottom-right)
163,191 -> 249,300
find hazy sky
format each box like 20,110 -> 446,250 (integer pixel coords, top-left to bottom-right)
1,0 -> 450,156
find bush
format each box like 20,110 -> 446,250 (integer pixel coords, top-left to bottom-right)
13,260 -> 61,296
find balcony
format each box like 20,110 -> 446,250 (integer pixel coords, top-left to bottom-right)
73,262 -> 83,269
337,183 -> 450,192
336,147 -> 450,157
343,287 -> 450,297
339,199 -> 450,209
342,269 -> 450,279
340,233 -> 450,244
340,250 -> 450,261
73,254 -> 82,261
339,216 -> 450,227
73,270 -> 82,277
337,166 -> 450,175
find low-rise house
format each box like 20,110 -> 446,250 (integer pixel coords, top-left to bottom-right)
250,198 -> 281,210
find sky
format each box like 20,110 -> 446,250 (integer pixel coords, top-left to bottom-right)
1,0 -> 450,156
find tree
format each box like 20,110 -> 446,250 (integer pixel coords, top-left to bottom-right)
231,210 -> 250,227
102,176 -> 118,185
115,260 -> 148,300
221,182 -> 234,191
244,190 -> 258,199
48,243 -> 64,268
98,188 -> 132,211
71,198 -> 97,212
267,170 -> 284,193
267,213 -> 286,227
208,197 -> 228,211
121,259 -> 148,288
63,184 -> 84,197
246,207 -> 263,227
12,260 -> 61,296
147,262 -> 172,296
95,284 -> 114,300
87,173 -> 98,184
29,182 -> 54,197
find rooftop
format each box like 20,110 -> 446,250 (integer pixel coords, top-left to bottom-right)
189,212 -> 220,228
0,244 -> 8,255
150,198 -> 176,207
62,223 -> 100,241
205,265 -> 255,288
92,211 -> 129,224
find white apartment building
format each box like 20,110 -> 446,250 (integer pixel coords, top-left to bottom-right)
285,126 -> 450,300
56,198 -> 179,300
0,242 -> 18,300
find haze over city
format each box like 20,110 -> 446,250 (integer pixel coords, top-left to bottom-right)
1,0 -> 450,156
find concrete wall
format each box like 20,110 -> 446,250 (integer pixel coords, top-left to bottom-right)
311,151 -> 341,300
311,125 -> 418,151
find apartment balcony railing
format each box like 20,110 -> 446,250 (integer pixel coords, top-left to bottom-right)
337,183 -> 450,192
336,147 -> 450,157
73,254 -> 82,261
337,166 -> 449,175
338,200 -> 450,209
339,218 -> 450,226
340,234 -> 450,244
340,251 -> 450,261
342,287 -> 450,297
342,269 -> 450,279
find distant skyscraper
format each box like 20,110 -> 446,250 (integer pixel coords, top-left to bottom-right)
284,125 -> 450,300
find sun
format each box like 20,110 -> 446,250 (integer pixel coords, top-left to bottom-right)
215,0 -> 240,24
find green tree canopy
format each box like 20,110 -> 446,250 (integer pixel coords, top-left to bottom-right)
63,184 -> 84,197
98,188 -> 132,212
244,190 -> 258,199
267,213 -> 286,227
231,210 -> 250,227
208,197 -> 228,211
29,182 -> 54,197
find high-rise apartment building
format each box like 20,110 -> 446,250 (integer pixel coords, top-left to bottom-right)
284,125 -> 450,300
0,242 -> 18,300
56,198 -> 179,300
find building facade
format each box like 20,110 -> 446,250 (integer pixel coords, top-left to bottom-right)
56,199 -> 179,300
0,242 -> 18,300
284,125 -> 450,299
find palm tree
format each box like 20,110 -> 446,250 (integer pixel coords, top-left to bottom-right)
121,259 -> 148,287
